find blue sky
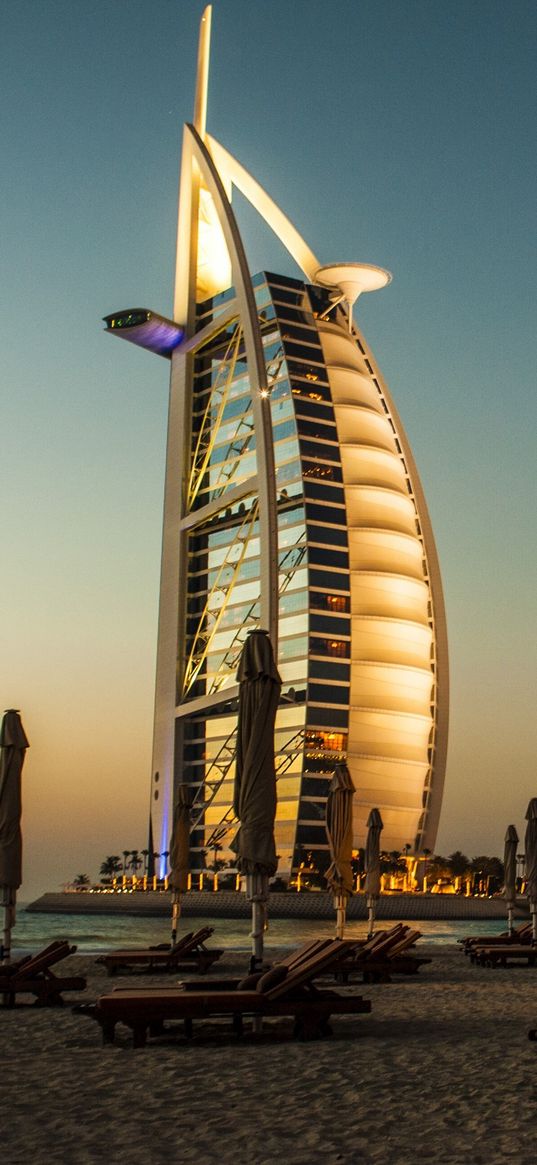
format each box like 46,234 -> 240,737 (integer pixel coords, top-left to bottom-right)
2,0 -> 536,897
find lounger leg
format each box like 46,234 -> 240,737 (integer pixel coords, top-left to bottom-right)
43,990 -> 65,1007
232,1012 -> 244,1037
294,1015 -> 315,1041
101,1021 -> 116,1045
132,1024 -> 148,1049
295,1011 -> 333,1041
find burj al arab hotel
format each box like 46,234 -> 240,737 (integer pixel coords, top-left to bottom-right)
105,7 -> 448,879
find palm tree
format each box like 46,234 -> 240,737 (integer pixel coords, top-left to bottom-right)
423,854 -> 450,890
73,873 -> 90,888
141,849 -> 149,875
129,850 -> 143,876
99,856 -> 122,882
448,850 -> 471,889
471,855 -> 504,896
122,850 -> 130,875
381,851 -> 407,877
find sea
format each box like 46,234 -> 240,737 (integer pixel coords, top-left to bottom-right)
11,907 -> 513,956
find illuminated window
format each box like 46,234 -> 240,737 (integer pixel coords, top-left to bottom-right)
327,595 -> 347,612
310,638 -> 349,658
304,731 -> 347,752
302,462 -> 342,481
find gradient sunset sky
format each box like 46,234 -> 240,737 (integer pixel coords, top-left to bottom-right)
2,0 -> 535,899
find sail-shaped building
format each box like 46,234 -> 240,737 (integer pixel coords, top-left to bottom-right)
105,6 -> 448,880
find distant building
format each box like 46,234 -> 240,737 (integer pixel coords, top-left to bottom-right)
105,6 -> 448,880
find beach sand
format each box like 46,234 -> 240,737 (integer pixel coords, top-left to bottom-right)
1,944 -> 536,1165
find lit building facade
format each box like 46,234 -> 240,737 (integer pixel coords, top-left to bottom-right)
105,7 -> 448,878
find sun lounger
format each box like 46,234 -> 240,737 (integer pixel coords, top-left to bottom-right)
176,938 -> 337,992
467,926 -> 533,962
332,925 -> 408,980
0,940 -> 86,1007
96,927 -> 223,976
339,927 -> 430,983
473,943 -> 537,968
85,939 -> 372,1046
460,923 -> 532,956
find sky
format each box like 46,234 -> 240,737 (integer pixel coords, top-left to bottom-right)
2,0 -> 535,900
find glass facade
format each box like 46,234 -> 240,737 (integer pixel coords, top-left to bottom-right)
174,272 -> 352,877
151,265 -> 445,873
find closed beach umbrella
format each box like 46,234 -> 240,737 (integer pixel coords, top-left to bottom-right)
0,710 -> 29,963
231,629 -> 281,971
503,824 -> 519,937
169,783 -> 193,945
364,807 -> 383,938
524,799 -> 537,944
325,763 -> 355,939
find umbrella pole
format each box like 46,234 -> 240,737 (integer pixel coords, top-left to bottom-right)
171,891 -> 181,947
247,873 -> 268,1035
247,873 -> 268,971
367,895 -> 375,940
1,888 -> 15,964
335,894 -> 346,940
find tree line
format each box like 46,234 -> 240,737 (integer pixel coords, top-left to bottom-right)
71,847 -> 512,891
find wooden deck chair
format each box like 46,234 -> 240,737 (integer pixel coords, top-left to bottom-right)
87,939 -> 372,1047
341,927 -> 430,983
97,926 -> 223,976
177,937 -> 336,993
473,943 -> 537,969
460,922 -> 532,955
0,940 -> 86,1007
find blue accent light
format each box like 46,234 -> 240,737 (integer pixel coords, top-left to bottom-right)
159,803 -> 170,881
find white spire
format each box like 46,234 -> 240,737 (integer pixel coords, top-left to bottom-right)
193,5 -> 212,138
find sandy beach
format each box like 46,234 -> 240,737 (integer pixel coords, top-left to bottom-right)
2,943 -> 537,1165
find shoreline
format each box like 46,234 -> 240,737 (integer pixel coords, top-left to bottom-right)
25,889 -> 528,921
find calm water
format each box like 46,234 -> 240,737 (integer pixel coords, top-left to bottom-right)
10,907 -> 513,956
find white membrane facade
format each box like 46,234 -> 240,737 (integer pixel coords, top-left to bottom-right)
105,6 -> 448,878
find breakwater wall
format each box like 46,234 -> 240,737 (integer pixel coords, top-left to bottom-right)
26,891 -> 528,922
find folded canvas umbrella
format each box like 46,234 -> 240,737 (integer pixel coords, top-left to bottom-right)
325,763 -> 355,939
503,824 -> 519,937
231,629 -> 281,972
364,807 -> 383,938
524,799 -> 537,944
0,710 -> 29,963
169,783 -> 193,945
